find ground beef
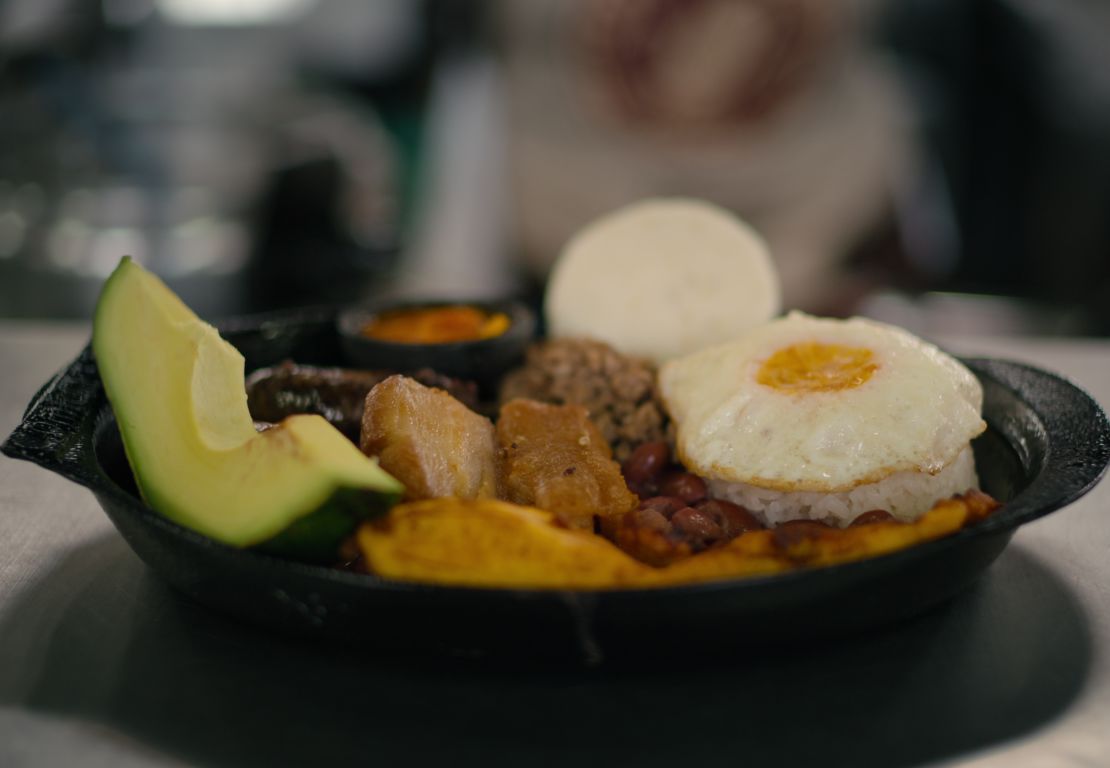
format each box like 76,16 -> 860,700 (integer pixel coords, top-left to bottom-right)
498,338 -> 673,461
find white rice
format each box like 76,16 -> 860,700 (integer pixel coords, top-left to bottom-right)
707,446 -> 979,528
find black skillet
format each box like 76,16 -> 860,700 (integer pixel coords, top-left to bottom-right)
4,308 -> 1109,662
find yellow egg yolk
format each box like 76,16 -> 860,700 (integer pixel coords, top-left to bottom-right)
756,342 -> 878,394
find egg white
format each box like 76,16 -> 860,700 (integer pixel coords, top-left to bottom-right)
659,312 -> 986,493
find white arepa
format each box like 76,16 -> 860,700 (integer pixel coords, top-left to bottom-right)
545,198 -> 780,364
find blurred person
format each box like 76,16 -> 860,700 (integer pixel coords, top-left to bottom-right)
498,0 -> 917,315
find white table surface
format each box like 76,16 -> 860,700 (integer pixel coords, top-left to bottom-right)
1,322 -> 1108,768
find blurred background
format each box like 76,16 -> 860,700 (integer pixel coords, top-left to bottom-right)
0,0 -> 1108,335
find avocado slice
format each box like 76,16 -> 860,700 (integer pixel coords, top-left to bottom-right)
92,257 -> 403,560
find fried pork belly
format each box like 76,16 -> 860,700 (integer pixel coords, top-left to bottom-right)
496,399 -> 639,530
360,376 -> 499,501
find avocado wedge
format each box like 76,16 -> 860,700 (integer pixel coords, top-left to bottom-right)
92,257 -> 403,561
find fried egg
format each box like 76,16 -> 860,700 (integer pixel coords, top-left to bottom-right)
658,312 -> 986,494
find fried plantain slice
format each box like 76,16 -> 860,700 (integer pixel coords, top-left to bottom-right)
649,491 -> 1000,586
357,498 -> 651,589
356,491 -> 999,589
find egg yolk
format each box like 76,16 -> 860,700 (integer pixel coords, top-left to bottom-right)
756,342 -> 877,393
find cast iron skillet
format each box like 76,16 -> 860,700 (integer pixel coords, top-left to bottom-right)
4,309 -> 1109,662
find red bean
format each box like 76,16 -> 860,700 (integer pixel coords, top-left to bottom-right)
671,507 -> 724,541
657,472 -> 708,504
630,507 -> 671,533
850,509 -> 896,526
622,442 -> 671,487
696,499 -> 765,537
639,496 -> 687,519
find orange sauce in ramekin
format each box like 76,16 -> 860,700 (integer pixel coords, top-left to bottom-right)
361,305 -> 510,345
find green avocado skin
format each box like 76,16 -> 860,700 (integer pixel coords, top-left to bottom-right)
257,486 -> 403,563
93,257 -> 405,562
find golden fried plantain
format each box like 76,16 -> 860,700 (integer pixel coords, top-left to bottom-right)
361,375 -> 500,501
649,491 -> 1000,586
356,492 -> 999,589
357,498 -> 652,588
497,399 -> 640,530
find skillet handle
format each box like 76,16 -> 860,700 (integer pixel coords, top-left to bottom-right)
1,344 -> 106,488
966,356 -> 1110,528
